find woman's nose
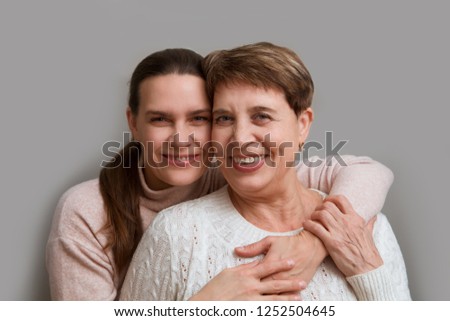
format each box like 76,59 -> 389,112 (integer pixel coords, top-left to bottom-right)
169,124 -> 195,148
231,121 -> 253,143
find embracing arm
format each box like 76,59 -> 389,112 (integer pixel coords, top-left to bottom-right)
46,237 -> 116,300
46,187 -> 117,300
298,155 -> 393,221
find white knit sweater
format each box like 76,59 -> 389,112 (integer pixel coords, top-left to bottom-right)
120,186 -> 411,301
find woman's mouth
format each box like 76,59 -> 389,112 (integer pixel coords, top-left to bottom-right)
230,155 -> 267,172
163,154 -> 202,167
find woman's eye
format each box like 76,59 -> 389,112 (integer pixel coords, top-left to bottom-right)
253,113 -> 272,122
214,115 -> 233,125
192,116 -> 210,123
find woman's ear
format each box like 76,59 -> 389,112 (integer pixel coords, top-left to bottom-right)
126,107 -> 138,139
297,107 -> 314,143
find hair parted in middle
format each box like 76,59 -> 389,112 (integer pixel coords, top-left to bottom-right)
202,42 -> 314,115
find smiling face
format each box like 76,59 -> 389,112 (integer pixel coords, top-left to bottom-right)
127,74 -> 211,190
212,82 -> 313,195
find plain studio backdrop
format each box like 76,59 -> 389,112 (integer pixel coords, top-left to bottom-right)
0,0 -> 448,300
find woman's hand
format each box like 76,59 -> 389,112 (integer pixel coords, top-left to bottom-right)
189,259 -> 306,301
303,195 -> 383,277
234,230 -> 327,285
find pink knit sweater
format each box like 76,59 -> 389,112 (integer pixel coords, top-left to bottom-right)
46,155 -> 393,300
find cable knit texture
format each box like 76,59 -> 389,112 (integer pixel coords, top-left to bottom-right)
46,155 -> 394,300
120,186 -> 410,301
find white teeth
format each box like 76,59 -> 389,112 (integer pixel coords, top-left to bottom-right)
233,156 -> 260,164
176,156 -> 189,161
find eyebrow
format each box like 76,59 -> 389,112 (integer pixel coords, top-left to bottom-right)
249,106 -> 276,113
145,108 -> 210,117
188,108 -> 211,116
213,105 -> 276,115
145,110 -> 170,117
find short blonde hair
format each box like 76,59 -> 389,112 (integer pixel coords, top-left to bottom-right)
202,42 -> 314,114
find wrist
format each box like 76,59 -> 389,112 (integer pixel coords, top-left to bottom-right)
357,253 -> 384,276
314,236 -> 328,261
300,229 -> 328,262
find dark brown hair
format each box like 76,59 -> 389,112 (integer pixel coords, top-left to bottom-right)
202,42 -> 314,115
99,48 -> 204,276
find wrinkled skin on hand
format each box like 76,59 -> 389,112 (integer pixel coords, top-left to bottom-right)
304,195 -> 383,277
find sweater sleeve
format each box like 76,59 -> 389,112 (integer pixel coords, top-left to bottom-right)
46,182 -> 117,300
297,155 -> 394,221
346,214 -> 411,300
120,213 -> 175,301
46,237 -> 116,300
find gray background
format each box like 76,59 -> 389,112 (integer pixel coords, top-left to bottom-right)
0,0 -> 448,300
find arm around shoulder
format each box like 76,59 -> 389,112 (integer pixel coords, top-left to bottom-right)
297,155 -> 394,221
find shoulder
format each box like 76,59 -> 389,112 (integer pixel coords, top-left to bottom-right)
56,179 -> 103,212
49,179 -> 107,241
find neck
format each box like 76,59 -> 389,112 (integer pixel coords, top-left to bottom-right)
228,176 -> 323,232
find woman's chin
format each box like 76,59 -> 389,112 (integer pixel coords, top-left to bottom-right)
226,178 -> 270,196
169,171 -> 206,186
150,166 -> 207,188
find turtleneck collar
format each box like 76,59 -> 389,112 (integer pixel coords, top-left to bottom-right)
137,163 -> 207,214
